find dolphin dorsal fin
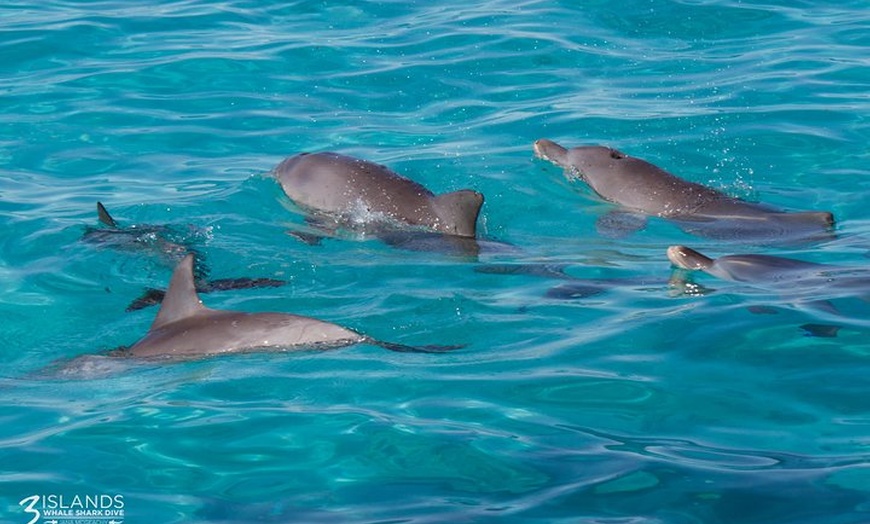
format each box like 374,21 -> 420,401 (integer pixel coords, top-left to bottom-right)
431,190 -> 484,237
96,202 -> 118,228
151,254 -> 206,330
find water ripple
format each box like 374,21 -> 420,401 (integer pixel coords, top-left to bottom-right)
2,0 -> 870,522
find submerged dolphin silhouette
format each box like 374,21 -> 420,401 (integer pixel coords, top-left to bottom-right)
272,152 -> 485,247
115,254 -> 459,358
84,201 -> 203,275
476,262 -> 703,301
534,139 -> 834,243
84,202 -> 286,310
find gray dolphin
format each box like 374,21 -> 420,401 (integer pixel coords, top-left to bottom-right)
83,202 -> 286,311
667,245 -> 870,336
84,202 -> 202,275
272,152 -> 484,239
666,245 -> 868,290
533,139 -> 834,242
114,254 -> 458,359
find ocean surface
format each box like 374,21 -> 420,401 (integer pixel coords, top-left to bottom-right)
2,0 -> 869,522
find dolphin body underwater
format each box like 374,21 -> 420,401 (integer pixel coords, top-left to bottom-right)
84,202 -> 286,310
533,139 -> 835,243
83,202 -> 199,273
271,152 -> 497,255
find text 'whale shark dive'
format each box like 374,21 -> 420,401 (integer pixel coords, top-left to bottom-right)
534,139 -> 835,243
272,152 -> 492,255
84,202 -> 287,311
110,254 -> 461,359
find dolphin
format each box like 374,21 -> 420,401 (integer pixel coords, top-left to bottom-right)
666,245 -> 870,292
112,254 -> 459,359
667,245 -> 870,336
272,152 -> 485,245
84,202 -> 287,310
533,139 -> 834,243
83,201 -> 204,276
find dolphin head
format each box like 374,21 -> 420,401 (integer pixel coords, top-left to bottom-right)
667,245 -> 714,271
535,139 -> 637,184
535,139 -> 703,215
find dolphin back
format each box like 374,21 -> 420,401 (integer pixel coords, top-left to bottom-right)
274,152 -> 483,238
773,210 -> 835,228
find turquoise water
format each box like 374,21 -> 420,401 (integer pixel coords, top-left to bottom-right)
2,0 -> 870,522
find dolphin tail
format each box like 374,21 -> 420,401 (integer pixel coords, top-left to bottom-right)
779,211 -> 835,228
126,277 -> 287,311
370,339 -> 464,354
667,245 -> 714,271
287,230 -> 325,246
126,288 -> 166,311
431,190 -> 484,237
96,202 -> 118,227
199,277 -> 287,293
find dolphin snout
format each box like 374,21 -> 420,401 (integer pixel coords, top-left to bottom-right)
533,139 -> 568,164
667,245 -> 712,270
532,139 -> 550,159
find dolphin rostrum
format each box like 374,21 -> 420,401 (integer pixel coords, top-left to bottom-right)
272,152 -> 484,240
115,254 -> 459,359
534,139 -> 834,243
